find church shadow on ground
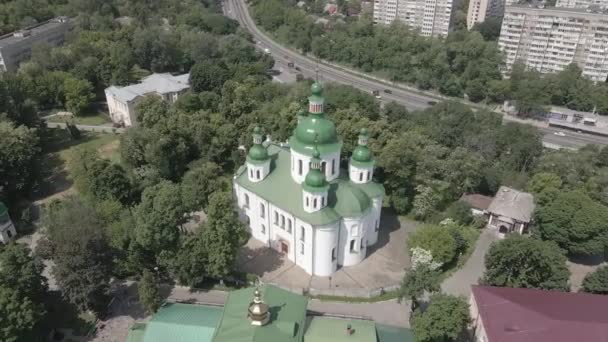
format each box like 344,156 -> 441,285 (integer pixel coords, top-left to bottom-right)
365,207 -> 402,258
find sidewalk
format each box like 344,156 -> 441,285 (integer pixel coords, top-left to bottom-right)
441,229 -> 498,297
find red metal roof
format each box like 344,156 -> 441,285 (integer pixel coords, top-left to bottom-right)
472,286 -> 608,342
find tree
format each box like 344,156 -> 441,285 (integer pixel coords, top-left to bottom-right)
527,172 -> 562,205
63,76 -> 94,116
201,191 -> 247,279
181,162 -> 225,212
138,270 -> 162,314
189,59 -> 229,93
408,225 -> 457,266
472,17 -> 502,41
411,293 -> 470,342
45,197 -> 113,314
0,122 -> 39,199
0,286 -> 42,342
444,201 -> 473,225
398,264 -> 441,310
482,235 -> 570,291
535,191 -> 608,256
171,234 -> 208,287
0,243 -> 47,302
134,95 -> 170,128
135,181 -> 185,255
581,266 -> 608,295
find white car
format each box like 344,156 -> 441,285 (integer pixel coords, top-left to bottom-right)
264,48 -> 271,54
375,95 -> 382,99
553,131 -> 566,137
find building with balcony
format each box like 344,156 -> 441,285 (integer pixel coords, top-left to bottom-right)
466,0 -> 519,30
498,5 -> 608,82
0,17 -> 72,72
233,83 -> 384,277
104,73 -> 190,127
373,0 -> 459,36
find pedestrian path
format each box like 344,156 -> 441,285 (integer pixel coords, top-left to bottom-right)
441,229 -> 498,297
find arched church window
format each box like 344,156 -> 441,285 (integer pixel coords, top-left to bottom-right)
256,170 -> 260,179
244,194 -> 250,208
331,159 -> 336,175
313,198 -> 318,208
359,172 -> 363,181
367,171 -> 371,181
298,159 -> 303,175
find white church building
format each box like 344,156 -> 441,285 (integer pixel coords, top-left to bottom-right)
233,82 -> 384,277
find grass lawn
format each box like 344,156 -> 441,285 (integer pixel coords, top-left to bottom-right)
34,130 -> 121,201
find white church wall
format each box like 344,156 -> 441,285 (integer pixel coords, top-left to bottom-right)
367,196 -> 383,246
339,216 -> 368,267
268,204 -> 297,263
234,185 -> 270,246
290,150 -> 312,184
291,149 -> 341,184
294,219 -> 314,274
313,222 -> 340,276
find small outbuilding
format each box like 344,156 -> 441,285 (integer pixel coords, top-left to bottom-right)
486,186 -> 534,237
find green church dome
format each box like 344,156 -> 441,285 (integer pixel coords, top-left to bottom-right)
249,144 -> 268,161
304,169 -> 326,188
294,117 -> 338,145
311,82 -> 323,96
248,126 -> 269,162
352,145 -> 372,162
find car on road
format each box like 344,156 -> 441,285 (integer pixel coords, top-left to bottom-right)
287,62 -> 295,68
264,48 -> 270,54
554,131 -> 566,137
427,101 -> 437,106
372,90 -> 382,99
384,89 -> 392,94
295,66 -> 301,71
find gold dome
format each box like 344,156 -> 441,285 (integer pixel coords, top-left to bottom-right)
248,289 -> 270,326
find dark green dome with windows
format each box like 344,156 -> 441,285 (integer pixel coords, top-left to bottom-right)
247,126 -> 269,163
303,149 -> 329,193
350,128 -> 374,166
289,82 -> 342,155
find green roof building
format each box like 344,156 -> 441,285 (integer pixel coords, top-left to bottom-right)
126,285 -> 413,342
234,83 -> 385,277
0,201 -> 16,244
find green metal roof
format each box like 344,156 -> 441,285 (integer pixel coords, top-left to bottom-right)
375,324 -> 415,342
138,303 -> 223,342
304,317 -> 376,342
212,285 -> 308,342
234,144 -> 384,226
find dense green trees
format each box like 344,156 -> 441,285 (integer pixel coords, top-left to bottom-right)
535,191 -> 608,256
408,226 -> 458,265
581,266 -> 608,295
45,197 -> 113,314
411,294 -> 470,342
398,264 -> 441,310
482,236 -> 570,291
138,270 -> 162,314
0,122 -> 40,200
0,244 -> 47,341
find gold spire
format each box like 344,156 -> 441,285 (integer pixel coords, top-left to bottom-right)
248,288 -> 270,326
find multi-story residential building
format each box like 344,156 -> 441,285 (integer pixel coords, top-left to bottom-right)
0,17 -> 72,72
466,0 -> 519,29
373,0 -> 459,37
498,5 -> 608,82
104,73 -> 190,127
555,0 -> 608,9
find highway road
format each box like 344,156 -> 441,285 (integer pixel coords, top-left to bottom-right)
224,0 -> 608,149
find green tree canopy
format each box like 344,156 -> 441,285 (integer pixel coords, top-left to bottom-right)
581,265 -> 608,295
0,286 -> 43,342
398,264 -> 441,310
138,270 -> 162,314
411,293 -> 470,342
482,235 -> 570,291
0,243 -> 47,302
0,122 -> 40,198
45,197 -> 113,315
408,225 -> 457,266
181,161 -> 226,212
535,190 -> 608,256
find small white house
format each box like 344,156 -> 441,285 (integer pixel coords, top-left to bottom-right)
0,202 -> 17,244
486,186 -> 535,238
105,73 -> 190,127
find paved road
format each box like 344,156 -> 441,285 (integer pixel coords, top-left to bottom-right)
45,121 -> 125,134
441,229 -> 498,297
225,0 -> 608,149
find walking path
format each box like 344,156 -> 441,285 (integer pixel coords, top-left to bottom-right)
441,229 -> 498,297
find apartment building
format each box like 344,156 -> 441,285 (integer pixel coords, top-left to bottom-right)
105,73 -> 190,127
373,0 -> 459,36
0,17 -> 72,72
555,0 -> 608,9
498,5 -> 608,82
466,0 -> 519,29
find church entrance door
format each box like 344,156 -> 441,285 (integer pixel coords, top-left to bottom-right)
280,241 -> 289,254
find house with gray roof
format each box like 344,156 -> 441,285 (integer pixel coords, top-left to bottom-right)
486,186 -> 535,237
0,16 -> 72,72
104,73 -> 190,127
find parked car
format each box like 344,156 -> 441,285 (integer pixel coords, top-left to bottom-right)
384,89 -> 392,94
295,66 -> 301,71
264,48 -> 270,54
427,101 -> 437,106
554,131 -> 566,136
287,62 -> 295,68
372,90 -> 381,99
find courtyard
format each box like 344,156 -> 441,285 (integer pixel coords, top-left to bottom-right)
236,209 -> 417,297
